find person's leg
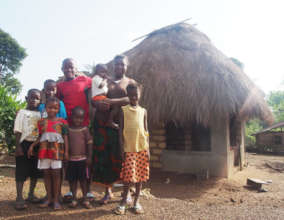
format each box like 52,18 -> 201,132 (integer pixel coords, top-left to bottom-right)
80,179 -> 92,209
68,180 -> 78,207
120,182 -> 130,206
40,169 -> 53,207
15,156 -> 28,210
100,187 -> 114,204
133,182 -> 144,214
51,169 -> 62,210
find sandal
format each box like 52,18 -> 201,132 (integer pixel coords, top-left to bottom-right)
53,202 -> 62,210
114,205 -> 126,215
99,194 -> 113,205
39,200 -> 52,208
82,200 -> 92,209
26,195 -> 42,204
68,200 -> 78,208
14,200 -> 28,210
86,192 -> 95,201
134,203 -> 144,214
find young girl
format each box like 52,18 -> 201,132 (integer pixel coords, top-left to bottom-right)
28,97 -> 68,210
116,83 -> 150,215
39,79 -> 67,119
14,89 -> 42,210
66,106 -> 93,209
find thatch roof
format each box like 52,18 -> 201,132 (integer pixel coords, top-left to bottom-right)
253,122 -> 284,135
109,23 -> 273,126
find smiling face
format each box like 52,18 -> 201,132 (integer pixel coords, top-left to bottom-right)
46,101 -> 59,119
62,59 -> 77,81
44,82 -> 57,98
26,90 -> 41,110
114,58 -> 127,80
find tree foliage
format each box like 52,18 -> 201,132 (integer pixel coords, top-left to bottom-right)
0,85 -> 25,152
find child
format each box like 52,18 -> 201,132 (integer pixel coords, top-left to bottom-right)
57,58 -> 92,126
39,79 -> 67,119
115,83 -> 150,215
28,97 -> 68,210
65,106 -> 93,209
14,89 -> 42,210
91,64 -> 119,129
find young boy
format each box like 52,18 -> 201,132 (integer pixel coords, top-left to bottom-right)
14,89 -> 42,210
66,106 -> 93,209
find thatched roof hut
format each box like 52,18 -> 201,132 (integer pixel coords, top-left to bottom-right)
110,23 -> 273,126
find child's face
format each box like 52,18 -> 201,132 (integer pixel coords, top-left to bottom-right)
62,60 -> 76,80
45,83 -> 57,98
26,91 -> 41,110
95,68 -> 108,78
46,101 -> 59,118
71,111 -> 84,127
114,58 -> 127,79
128,89 -> 140,106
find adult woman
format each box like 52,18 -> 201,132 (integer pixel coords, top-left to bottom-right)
92,55 -> 135,204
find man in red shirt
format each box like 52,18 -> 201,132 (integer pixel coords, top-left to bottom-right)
57,58 -> 92,126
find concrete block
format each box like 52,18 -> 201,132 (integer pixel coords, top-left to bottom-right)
158,142 -> 166,149
150,155 -> 160,161
151,129 -> 166,135
151,135 -> 166,142
149,142 -> 157,148
152,148 -> 163,155
151,162 -> 162,168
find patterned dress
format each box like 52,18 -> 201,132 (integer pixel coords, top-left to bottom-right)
37,118 -> 68,160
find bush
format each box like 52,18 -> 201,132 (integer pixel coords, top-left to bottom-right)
0,85 -> 25,152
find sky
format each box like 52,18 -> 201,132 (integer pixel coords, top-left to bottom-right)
1,0 -> 284,100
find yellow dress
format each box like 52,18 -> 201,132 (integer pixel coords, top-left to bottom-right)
122,105 -> 149,153
120,105 -> 149,183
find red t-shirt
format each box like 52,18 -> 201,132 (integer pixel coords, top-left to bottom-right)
57,76 -> 92,126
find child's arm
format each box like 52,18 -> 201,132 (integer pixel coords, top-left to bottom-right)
27,136 -> 40,158
15,132 -> 23,157
85,129 -> 93,167
64,135 -> 69,161
118,109 -> 124,160
144,109 -> 150,160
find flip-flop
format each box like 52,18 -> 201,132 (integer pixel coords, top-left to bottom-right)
68,200 -> 78,208
99,194 -> 113,205
39,200 -> 52,208
53,202 -> 62,210
86,192 -> 95,201
133,203 -> 144,214
26,195 -> 42,204
14,200 -> 28,210
114,205 -> 126,215
82,200 -> 92,209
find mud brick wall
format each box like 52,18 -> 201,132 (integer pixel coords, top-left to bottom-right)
149,123 -> 166,168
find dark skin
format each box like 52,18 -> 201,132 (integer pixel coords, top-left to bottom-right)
61,59 -> 77,81
92,57 -> 135,203
15,90 -> 41,209
28,101 -> 69,210
68,110 -> 92,208
44,82 -> 57,99
118,88 -> 149,208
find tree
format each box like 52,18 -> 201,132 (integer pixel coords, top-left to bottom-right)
267,91 -> 284,122
0,29 -> 27,94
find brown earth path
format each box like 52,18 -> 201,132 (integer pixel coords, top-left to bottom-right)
0,153 -> 284,220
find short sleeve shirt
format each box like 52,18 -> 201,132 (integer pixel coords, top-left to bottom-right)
57,76 -> 92,126
14,109 -> 41,143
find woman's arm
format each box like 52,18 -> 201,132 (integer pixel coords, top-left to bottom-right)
144,109 -> 150,160
27,136 -> 40,158
118,109 -> 124,160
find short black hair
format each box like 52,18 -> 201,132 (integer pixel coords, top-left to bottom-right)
44,79 -> 56,88
46,96 -> 60,105
95,64 -> 108,73
62,58 -> 75,67
71,106 -> 85,116
27,88 -> 41,97
114,54 -> 128,64
126,83 -> 141,94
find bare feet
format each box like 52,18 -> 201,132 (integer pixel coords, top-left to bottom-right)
53,202 -> 62,210
99,193 -> 113,205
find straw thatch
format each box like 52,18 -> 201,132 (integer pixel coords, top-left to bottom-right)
108,23 -> 273,126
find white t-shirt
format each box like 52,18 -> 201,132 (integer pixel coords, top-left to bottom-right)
91,75 -> 108,97
14,109 -> 41,143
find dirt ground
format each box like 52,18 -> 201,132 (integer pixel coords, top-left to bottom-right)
0,153 -> 284,220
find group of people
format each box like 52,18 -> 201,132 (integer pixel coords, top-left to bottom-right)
14,55 -> 150,215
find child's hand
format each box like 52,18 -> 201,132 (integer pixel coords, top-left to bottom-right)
15,145 -> 24,157
27,145 -> 34,158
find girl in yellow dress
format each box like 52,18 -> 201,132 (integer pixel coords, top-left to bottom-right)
116,83 -> 150,215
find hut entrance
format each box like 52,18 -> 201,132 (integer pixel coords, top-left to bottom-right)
230,116 -> 241,166
165,121 -> 211,152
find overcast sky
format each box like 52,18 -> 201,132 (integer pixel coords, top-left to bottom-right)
1,0 -> 284,99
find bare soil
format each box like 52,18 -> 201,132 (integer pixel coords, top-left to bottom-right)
0,153 -> 284,220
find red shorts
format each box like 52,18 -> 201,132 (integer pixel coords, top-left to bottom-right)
92,95 -> 107,101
